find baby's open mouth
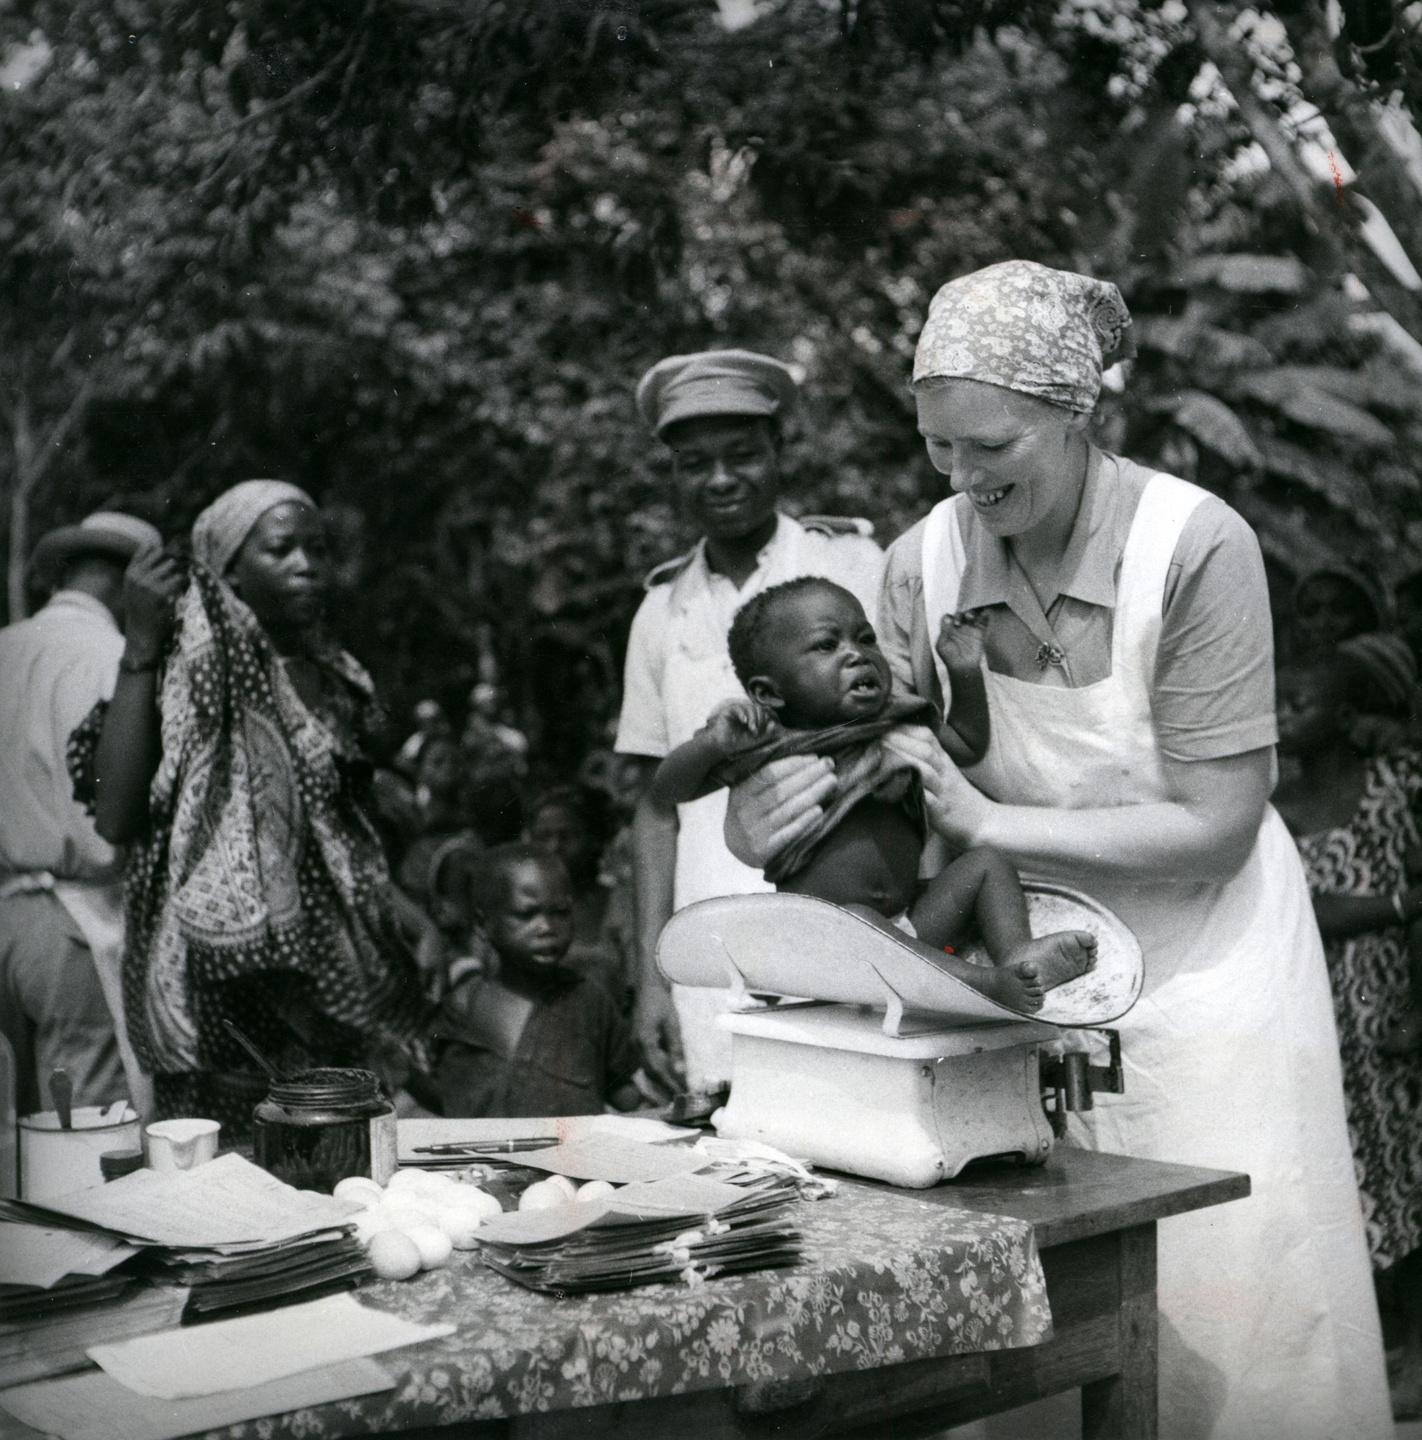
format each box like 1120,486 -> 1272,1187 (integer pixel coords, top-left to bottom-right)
846,675 -> 882,697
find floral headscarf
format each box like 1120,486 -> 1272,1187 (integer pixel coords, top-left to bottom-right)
913,260 -> 1135,413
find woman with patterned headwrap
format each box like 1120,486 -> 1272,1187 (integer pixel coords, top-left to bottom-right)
1277,632 -> 1422,1419
75,481 -> 436,1136
725,261 -> 1392,1438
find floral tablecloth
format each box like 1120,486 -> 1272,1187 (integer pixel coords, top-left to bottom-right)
206,1186 -> 1051,1438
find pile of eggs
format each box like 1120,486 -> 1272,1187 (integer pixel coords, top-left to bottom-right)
335,1170 -> 501,1280
334,1169 -> 621,1281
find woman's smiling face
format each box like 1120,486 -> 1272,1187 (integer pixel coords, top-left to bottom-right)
914,378 -> 1089,539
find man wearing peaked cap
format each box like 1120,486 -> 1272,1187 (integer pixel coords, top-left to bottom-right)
615,350 -> 884,1093
1,511 -> 162,1119
635,349 -> 800,435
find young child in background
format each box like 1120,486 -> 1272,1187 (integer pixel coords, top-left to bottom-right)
650,577 -> 1095,1013
433,843 -> 641,1117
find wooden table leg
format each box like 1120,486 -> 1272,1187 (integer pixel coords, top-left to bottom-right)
1081,1220 -> 1157,1440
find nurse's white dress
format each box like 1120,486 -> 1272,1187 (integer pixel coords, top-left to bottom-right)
918,473 -> 1392,1440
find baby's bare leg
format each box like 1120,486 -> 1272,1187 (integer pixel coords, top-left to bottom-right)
908,846 -> 1032,954
909,847 -> 1096,997
843,903 -> 1046,1013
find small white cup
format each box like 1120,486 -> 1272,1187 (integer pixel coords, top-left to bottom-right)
145,1118 -> 221,1172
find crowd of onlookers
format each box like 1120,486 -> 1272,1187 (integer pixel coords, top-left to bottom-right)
1272,564 -> 1422,1417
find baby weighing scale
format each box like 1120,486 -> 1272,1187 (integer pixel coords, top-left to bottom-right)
657,885 -> 1143,1188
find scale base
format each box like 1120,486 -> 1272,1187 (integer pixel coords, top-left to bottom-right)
714,1006 -> 1057,1189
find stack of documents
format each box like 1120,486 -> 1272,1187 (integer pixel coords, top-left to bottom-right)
0,1224 -> 183,1387
0,1153 -> 368,1379
0,1292 -> 453,1440
477,1170 -> 802,1294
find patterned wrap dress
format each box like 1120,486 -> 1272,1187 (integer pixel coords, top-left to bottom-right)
1296,749 -> 1422,1271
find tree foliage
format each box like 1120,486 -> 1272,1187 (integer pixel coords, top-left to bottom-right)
2,0 -> 1420,779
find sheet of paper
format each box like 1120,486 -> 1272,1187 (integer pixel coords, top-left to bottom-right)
0,1225 -> 138,1289
34,1154 -> 360,1248
515,1135 -> 707,1184
0,1358 -> 394,1440
398,1113 -> 696,1161
87,1292 -> 453,1400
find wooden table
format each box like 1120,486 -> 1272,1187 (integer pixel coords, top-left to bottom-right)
419,1148 -> 1248,1440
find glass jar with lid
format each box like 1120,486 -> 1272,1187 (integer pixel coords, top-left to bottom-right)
252,1068 -> 396,1193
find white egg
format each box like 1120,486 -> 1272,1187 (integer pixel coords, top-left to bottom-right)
386,1168 -> 446,1196
381,1199 -> 441,1230
455,1186 -> 503,1220
576,1180 -> 616,1203
518,1181 -> 569,1212
333,1176 -> 385,1208
404,1222 -> 454,1269
353,1205 -> 398,1242
416,1174 -> 468,1203
544,1173 -> 578,1201
437,1207 -> 484,1250
367,1229 -> 422,1280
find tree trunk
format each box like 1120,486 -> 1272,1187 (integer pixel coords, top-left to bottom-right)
4,379 -> 95,623
1278,1 -> 1422,275
7,388 -> 37,624
1187,0 -> 1422,343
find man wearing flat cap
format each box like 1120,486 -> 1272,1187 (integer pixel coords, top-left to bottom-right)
0,511 -> 161,1117
615,350 -> 884,1092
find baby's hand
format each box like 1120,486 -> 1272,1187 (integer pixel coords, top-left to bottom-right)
935,609 -> 989,672
701,699 -> 772,754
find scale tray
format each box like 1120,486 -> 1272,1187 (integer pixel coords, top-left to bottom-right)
657,883 -> 1142,1028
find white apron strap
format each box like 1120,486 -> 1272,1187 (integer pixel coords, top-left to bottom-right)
1111,473 -> 1210,693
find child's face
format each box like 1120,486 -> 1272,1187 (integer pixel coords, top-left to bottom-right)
748,585 -> 891,728
483,859 -> 575,971
1276,667 -> 1344,756
529,804 -> 589,872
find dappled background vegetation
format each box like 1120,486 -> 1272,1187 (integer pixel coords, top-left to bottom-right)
4,0 -> 1422,780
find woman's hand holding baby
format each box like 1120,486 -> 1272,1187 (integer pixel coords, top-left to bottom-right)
724,754 -> 837,868
882,725 -> 992,849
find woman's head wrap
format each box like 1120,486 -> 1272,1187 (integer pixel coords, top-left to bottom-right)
190,480 -> 315,576
913,260 -> 1135,413
1292,565 -> 1385,631
1335,633 -> 1418,717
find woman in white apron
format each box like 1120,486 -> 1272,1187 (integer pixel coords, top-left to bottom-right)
725,261 -> 1391,1440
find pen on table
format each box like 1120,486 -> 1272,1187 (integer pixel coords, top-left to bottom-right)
412,1138 -> 560,1155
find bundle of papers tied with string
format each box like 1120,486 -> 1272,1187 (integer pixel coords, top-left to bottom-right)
476,1172 -> 802,1294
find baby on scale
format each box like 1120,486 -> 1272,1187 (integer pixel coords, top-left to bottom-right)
651,576 -> 1095,1011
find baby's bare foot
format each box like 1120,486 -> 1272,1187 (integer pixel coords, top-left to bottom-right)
974,964 -> 1045,1013
1010,931 -> 1097,992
